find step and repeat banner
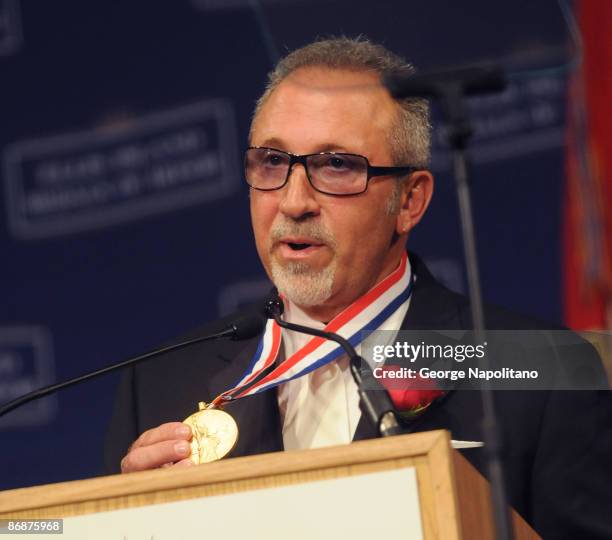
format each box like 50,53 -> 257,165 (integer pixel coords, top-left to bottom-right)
0,0 -> 572,489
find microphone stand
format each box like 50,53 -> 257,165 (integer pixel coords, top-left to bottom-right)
0,316 -> 262,419
386,66 -> 514,540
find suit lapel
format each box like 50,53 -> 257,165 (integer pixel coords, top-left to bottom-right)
208,337 -> 284,457
401,253 -> 466,331
352,253 -> 465,442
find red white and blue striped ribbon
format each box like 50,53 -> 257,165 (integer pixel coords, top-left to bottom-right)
210,252 -> 412,407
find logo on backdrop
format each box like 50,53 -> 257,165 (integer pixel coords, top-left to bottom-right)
0,326 -> 56,429
0,0 -> 21,56
431,76 -> 565,170
3,99 -> 240,239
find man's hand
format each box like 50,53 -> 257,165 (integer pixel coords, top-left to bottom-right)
121,422 -> 193,473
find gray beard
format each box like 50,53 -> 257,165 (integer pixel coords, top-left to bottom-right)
270,259 -> 336,307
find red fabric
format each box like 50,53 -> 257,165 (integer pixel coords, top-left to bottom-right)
563,0 -> 612,330
377,365 -> 444,411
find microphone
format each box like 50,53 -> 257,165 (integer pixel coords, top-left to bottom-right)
227,313 -> 267,341
0,313 -> 265,418
385,63 -> 507,150
264,293 -> 404,437
384,63 -> 507,99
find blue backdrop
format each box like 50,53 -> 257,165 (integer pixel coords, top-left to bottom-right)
1,0 -> 571,489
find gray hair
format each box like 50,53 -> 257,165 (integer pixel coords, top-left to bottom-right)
250,36 -> 431,168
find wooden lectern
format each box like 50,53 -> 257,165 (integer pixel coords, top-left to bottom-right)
0,430 -> 539,539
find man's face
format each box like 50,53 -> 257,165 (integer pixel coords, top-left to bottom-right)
249,67 -> 410,321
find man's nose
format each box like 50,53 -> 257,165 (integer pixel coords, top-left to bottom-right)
278,163 -> 321,219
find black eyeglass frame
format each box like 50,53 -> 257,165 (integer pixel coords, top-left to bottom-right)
244,146 -> 422,196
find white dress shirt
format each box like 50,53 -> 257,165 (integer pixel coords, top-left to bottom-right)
277,276 -> 412,450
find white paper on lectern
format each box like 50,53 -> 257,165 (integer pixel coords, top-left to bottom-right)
63,467 -> 423,540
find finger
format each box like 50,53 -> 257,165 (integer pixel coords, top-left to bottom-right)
172,458 -> 195,468
121,439 -> 191,473
132,422 -> 192,450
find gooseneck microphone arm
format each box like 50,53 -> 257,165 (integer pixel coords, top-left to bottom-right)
0,314 -> 264,419
264,295 -> 404,437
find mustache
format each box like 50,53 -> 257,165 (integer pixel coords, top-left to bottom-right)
269,218 -> 336,247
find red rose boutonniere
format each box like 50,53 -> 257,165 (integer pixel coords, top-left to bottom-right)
377,364 -> 445,420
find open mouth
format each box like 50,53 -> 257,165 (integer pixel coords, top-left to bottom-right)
288,242 -> 312,251
278,239 -> 325,258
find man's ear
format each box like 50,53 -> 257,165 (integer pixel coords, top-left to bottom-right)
395,170 -> 434,235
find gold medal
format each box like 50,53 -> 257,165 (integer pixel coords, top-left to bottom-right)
183,402 -> 239,464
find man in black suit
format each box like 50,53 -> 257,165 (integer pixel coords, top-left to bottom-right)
106,37 -> 612,539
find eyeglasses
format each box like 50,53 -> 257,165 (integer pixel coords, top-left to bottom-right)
244,146 -> 421,196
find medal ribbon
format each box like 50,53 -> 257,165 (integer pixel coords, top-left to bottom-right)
210,252 -> 412,408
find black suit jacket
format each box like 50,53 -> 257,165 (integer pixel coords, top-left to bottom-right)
105,254 -> 612,539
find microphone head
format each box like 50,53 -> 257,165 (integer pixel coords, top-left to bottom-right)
384,62 -> 507,99
230,313 -> 266,341
264,289 -> 284,319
